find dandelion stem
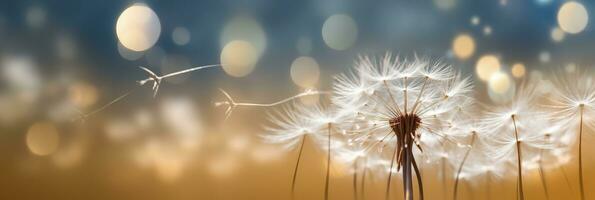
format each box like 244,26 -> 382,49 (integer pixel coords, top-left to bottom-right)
512,115 -> 524,200
353,159 -> 359,200
361,158 -> 368,200
486,172 -> 491,200
325,123 -> 332,200
453,133 -> 476,200
538,136 -> 550,200
411,152 -> 424,200
578,105 -> 585,200
386,143 -> 399,200
291,135 -> 307,200
403,146 -> 414,200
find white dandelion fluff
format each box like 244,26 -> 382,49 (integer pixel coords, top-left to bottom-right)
331,54 -> 473,200
545,69 -> 595,200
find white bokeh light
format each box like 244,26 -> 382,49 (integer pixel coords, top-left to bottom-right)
290,56 -> 320,88
557,2 -> 589,34
116,3 -> 161,51
322,14 -> 358,51
172,27 -> 191,46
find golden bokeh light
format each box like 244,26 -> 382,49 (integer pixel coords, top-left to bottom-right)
68,82 -> 99,108
290,56 -> 320,88
116,3 -> 161,51
511,63 -> 526,78
322,14 -> 358,51
220,40 -> 259,77
26,121 -> 60,156
550,27 -> 566,42
452,34 -> 475,60
489,72 -> 511,94
557,1 -> 589,34
475,54 -> 501,81
220,16 -> 267,57
117,42 -> 144,61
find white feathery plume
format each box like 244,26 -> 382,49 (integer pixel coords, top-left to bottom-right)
332,54 -> 472,200
544,69 -> 595,200
263,102 -> 344,200
481,81 -> 554,200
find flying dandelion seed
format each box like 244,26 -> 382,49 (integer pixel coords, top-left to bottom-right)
75,64 -> 220,121
215,88 -> 328,121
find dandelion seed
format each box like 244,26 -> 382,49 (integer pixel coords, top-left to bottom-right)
215,88 -> 328,121
545,69 -> 595,200
75,64 -> 219,121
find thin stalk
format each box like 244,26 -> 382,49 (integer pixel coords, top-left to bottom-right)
403,146 -> 414,200
512,115 -> 524,200
386,144 -> 399,200
453,133 -> 476,200
578,105 -> 585,200
486,172 -> 491,200
325,124 -> 332,200
291,135 -> 307,200
442,156 -> 447,199
353,159 -> 359,200
411,152 -> 424,200
538,136 -> 550,200
361,158 -> 368,200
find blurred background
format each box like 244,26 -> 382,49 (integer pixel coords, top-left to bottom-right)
0,0 -> 594,199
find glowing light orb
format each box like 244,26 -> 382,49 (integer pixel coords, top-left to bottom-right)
322,14 -> 358,50
483,26 -> 492,35
489,72 -> 511,94
476,55 -> 501,81
290,56 -> 320,88
565,63 -> 577,73
539,51 -> 551,63
558,2 -> 589,34
68,82 -> 99,108
470,16 -> 480,26
117,42 -> 144,61
26,122 -> 60,156
452,34 -> 475,60
172,27 -> 191,46
116,4 -> 161,51
550,27 -> 566,42
220,16 -> 267,57
511,63 -> 526,78
220,40 -> 258,77
434,0 -> 457,11
26,6 -> 46,29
